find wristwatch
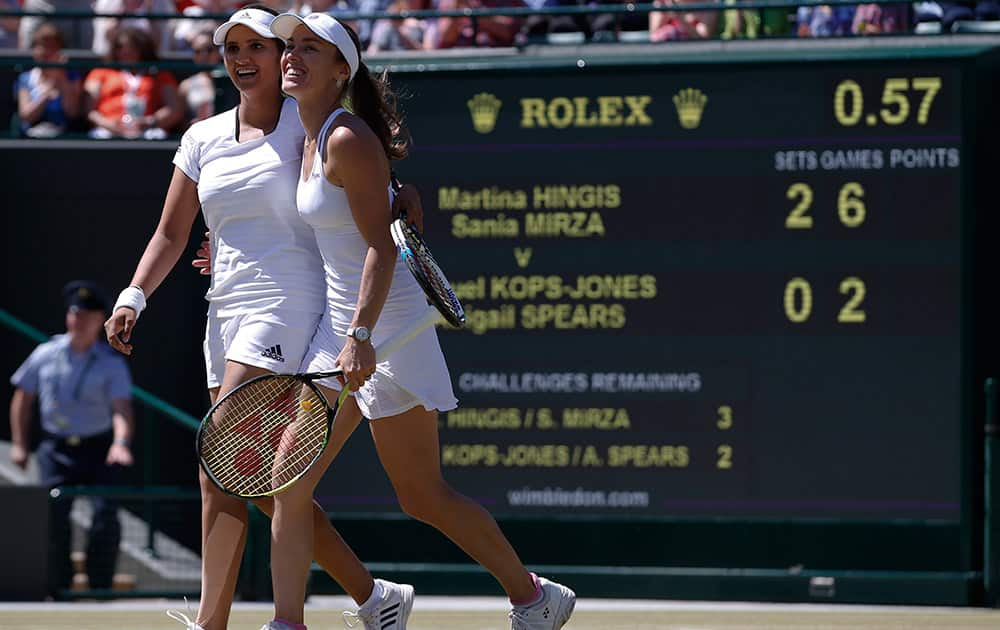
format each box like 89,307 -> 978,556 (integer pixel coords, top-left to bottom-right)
346,326 -> 371,343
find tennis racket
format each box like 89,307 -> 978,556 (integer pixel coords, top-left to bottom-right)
198,177 -> 466,498
390,173 -> 466,332
197,327 -> 421,498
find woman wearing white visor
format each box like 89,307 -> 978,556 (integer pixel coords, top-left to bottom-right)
105,6 -> 421,630
265,12 -> 575,630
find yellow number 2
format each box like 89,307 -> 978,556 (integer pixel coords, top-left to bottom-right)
717,445 -> 733,469
838,277 -> 867,323
785,183 -> 814,229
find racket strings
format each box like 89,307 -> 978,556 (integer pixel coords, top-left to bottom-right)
399,224 -> 465,326
201,377 -> 329,496
413,252 -> 463,318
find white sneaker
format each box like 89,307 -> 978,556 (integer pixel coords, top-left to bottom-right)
260,621 -> 302,630
165,609 -> 206,630
343,578 -> 415,629
508,576 -> 576,630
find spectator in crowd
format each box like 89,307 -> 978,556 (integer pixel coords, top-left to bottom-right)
178,29 -> 220,126
851,2 -> 908,32
590,0 -> 653,40
518,0 -> 592,42
425,0 -> 525,48
19,0 -> 94,50
367,0 -> 432,51
650,0 -> 718,40
290,0 -> 390,49
352,0 -> 397,46
795,3 -> 855,35
718,0 -> 788,38
92,0 -> 179,57
84,26 -> 183,139
15,22 -> 83,137
171,4 -> 225,53
0,0 -> 18,48
931,0 -> 1000,29
8,281 -> 135,595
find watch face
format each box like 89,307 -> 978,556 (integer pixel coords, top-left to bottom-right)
352,327 -> 370,342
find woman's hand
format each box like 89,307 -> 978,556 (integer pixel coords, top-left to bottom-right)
105,307 -> 138,355
392,183 -> 424,232
192,231 -> 211,275
336,338 -> 377,392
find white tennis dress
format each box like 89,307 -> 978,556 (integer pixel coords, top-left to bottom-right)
174,98 -> 326,386
297,108 -> 457,419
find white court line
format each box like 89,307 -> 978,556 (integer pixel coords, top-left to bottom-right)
0,598 -> 995,616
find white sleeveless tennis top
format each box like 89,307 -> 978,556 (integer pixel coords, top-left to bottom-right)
297,108 -> 457,417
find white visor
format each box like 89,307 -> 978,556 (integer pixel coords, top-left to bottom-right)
213,8 -> 279,46
270,12 -> 359,81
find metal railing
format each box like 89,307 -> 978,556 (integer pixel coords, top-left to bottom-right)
0,0 -> 949,46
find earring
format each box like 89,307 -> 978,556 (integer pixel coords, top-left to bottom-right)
336,78 -> 343,88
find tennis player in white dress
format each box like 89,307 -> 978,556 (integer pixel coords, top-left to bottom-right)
105,7 -> 419,630
266,11 -> 576,630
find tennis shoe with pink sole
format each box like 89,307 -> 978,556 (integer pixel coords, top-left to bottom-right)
343,578 -> 415,629
508,576 -> 576,630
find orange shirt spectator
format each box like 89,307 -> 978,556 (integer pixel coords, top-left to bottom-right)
86,68 -> 178,124
84,26 -> 183,139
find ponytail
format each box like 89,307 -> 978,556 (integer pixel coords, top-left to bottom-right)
342,25 -> 409,161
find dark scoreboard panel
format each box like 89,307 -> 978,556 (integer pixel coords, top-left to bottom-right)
319,58 -> 967,521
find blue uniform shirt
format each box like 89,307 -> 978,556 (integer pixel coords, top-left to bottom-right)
10,335 -> 132,438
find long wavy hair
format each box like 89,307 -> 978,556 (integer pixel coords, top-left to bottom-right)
340,23 -> 409,161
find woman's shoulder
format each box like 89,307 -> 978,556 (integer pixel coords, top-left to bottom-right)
183,107 -> 236,145
325,112 -> 379,154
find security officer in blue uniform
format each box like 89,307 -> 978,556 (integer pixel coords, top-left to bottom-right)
9,280 -> 135,594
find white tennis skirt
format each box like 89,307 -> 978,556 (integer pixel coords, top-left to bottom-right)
300,308 -> 458,420
203,306 -> 322,389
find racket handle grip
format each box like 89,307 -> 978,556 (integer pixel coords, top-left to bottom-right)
373,306 -> 443,363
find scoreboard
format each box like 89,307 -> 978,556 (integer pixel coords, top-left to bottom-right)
317,53 -> 982,524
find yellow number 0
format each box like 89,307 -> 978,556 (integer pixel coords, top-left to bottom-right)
784,278 -> 813,323
834,80 -> 863,126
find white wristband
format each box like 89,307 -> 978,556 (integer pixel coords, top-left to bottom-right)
113,286 -> 146,319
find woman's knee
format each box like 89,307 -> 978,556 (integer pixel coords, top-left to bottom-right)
200,476 -> 245,513
273,483 -> 317,513
395,480 -> 453,523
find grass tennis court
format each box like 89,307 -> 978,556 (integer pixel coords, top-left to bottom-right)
2,598 -> 1000,629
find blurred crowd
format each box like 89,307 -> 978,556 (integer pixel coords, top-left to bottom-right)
4,0 -> 997,137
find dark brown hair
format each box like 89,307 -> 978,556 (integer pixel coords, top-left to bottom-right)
113,26 -> 158,63
341,23 -> 409,161
31,22 -> 65,48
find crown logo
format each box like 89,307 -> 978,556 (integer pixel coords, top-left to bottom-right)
672,88 -> 708,130
467,93 -> 502,134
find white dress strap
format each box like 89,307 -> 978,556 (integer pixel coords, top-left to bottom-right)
317,107 -> 349,162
